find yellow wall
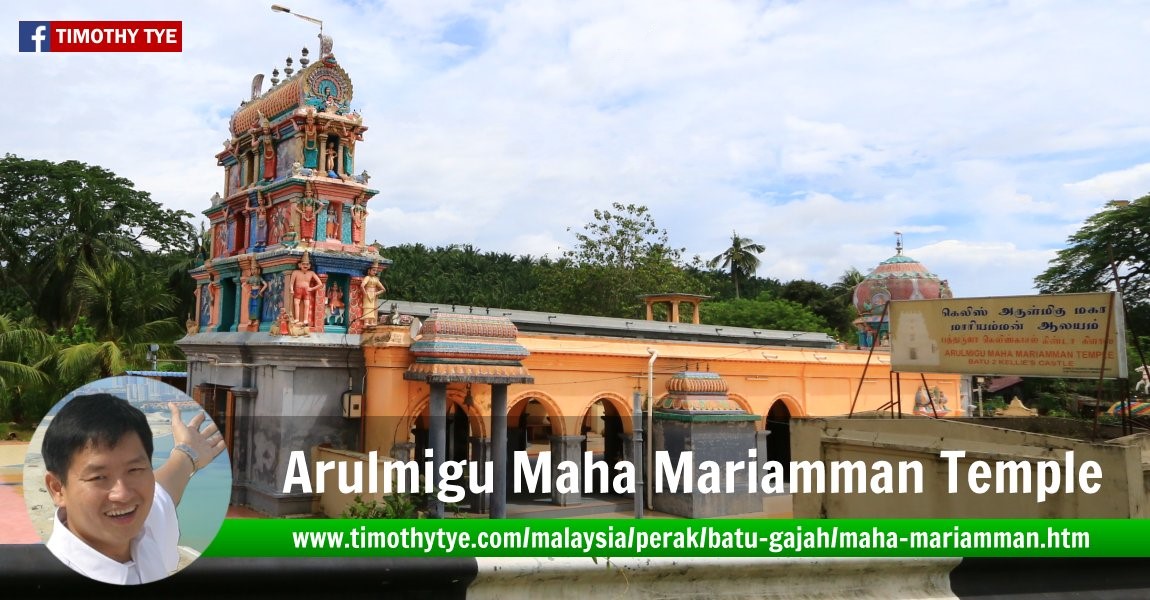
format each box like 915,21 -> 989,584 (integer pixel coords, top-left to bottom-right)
361,325 -> 963,455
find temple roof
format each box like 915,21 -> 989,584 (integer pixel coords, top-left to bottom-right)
229,50 -> 356,136
852,239 -> 952,318
655,371 -> 748,415
404,313 -> 533,385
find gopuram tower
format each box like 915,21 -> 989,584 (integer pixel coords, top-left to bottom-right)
190,34 -> 382,335
179,34 -> 390,515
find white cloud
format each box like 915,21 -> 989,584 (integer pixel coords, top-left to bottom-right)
1065,163 -> 1150,204
12,0 -> 1150,304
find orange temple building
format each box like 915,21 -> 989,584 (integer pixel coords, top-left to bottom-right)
180,37 -> 964,517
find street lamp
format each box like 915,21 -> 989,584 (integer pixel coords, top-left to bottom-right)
271,4 -> 323,36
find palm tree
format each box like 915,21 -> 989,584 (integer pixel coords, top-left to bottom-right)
0,314 -> 54,422
56,258 -> 181,382
709,231 -> 765,299
831,267 -> 866,305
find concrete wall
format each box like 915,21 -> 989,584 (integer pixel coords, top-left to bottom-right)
791,417 -> 1149,518
651,417 -> 762,517
467,557 -> 960,600
313,446 -> 400,517
180,332 -> 365,516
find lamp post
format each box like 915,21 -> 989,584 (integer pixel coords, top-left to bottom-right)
271,4 -> 323,36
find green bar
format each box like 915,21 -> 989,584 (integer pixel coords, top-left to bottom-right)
202,519 -> 1147,558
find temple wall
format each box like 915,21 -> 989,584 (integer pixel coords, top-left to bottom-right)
360,329 -> 963,457
180,334 -> 366,516
791,417 -> 1150,518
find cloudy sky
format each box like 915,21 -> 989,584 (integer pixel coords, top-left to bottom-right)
9,1 -> 1150,298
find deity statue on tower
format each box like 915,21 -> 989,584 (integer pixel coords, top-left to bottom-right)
360,262 -> 386,327
246,266 -> 269,327
288,253 -> 323,326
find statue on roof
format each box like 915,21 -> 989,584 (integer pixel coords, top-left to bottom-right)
250,73 -> 264,100
252,111 -> 276,182
302,108 -> 319,168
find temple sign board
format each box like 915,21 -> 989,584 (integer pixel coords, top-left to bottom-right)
888,292 -> 1127,379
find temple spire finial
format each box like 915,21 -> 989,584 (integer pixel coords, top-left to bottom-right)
895,231 -> 903,255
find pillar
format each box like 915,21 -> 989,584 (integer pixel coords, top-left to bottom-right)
549,435 -> 585,506
691,301 -> 701,325
231,275 -> 243,332
671,301 -> 680,324
631,390 -> 644,519
491,384 -> 508,519
469,436 -> 491,515
646,301 -> 654,321
756,429 -> 771,481
312,274 -> 327,331
390,441 -> 414,462
230,387 -> 257,485
429,382 -> 447,518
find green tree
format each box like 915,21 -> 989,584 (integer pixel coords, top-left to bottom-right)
52,258 -> 182,382
543,203 -> 699,317
1035,197 -> 1150,334
778,280 -> 856,340
0,156 -> 200,423
379,244 -> 544,310
830,267 -> 865,305
708,231 -> 765,299
0,315 -> 53,422
0,155 -> 196,330
699,296 -> 832,334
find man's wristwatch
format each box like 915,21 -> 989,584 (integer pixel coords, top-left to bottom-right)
173,443 -> 199,474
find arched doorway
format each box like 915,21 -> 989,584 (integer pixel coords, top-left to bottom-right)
508,397 -> 557,453
579,398 -> 626,495
507,396 -> 560,501
765,400 -> 791,469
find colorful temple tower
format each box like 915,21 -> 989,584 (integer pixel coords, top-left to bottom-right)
180,36 -> 391,515
189,35 -> 385,336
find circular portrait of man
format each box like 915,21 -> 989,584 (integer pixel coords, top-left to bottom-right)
23,376 -> 231,585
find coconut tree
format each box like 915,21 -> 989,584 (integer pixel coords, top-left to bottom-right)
55,258 -> 181,382
709,231 -> 766,299
831,267 -> 866,305
0,314 -> 54,422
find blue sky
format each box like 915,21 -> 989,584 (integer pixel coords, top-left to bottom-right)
9,0 -> 1150,298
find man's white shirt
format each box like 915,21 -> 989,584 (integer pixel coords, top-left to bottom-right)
46,483 -> 180,585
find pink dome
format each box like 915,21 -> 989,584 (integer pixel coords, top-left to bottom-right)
853,250 -> 952,317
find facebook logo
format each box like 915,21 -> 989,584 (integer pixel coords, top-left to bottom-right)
18,21 -> 51,52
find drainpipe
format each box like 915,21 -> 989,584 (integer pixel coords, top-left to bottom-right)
646,347 -> 657,510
